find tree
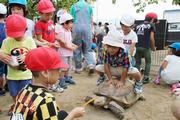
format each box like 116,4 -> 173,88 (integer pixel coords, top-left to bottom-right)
112,0 -> 180,13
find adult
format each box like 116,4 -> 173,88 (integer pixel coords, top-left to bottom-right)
70,0 -> 95,74
134,12 -> 157,84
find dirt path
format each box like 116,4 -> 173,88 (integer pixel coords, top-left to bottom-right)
0,71 -> 176,120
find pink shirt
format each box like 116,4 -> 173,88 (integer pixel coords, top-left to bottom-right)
55,24 -> 73,57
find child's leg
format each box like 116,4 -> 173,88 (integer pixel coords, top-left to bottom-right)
95,65 -> 106,85
154,66 -> 163,85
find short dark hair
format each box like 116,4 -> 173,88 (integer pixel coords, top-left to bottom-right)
0,14 -> 6,19
8,3 -> 27,17
61,19 -> 74,25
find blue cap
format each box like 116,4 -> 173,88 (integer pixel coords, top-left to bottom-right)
169,42 -> 180,51
91,43 -> 97,49
9,0 -> 27,5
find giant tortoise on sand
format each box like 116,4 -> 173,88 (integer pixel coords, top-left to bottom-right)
84,79 -> 145,119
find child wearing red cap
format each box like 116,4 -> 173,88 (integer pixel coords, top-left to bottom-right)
11,47 -> 85,120
34,0 -> 59,48
0,14 -> 36,115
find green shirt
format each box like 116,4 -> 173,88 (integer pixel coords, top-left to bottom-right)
70,0 -> 93,23
1,36 -> 36,80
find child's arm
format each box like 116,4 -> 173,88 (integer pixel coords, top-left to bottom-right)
161,60 -> 168,70
64,107 -> 85,120
118,68 -> 128,86
150,31 -> 156,51
104,63 -> 112,81
35,34 -> 50,47
129,43 -> 136,56
0,51 -> 12,64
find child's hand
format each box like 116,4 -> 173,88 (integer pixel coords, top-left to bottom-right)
0,53 -> 12,64
116,81 -> 125,88
69,107 -> 85,118
17,55 -> 25,64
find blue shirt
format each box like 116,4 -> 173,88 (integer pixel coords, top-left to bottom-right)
0,23 -> 6,48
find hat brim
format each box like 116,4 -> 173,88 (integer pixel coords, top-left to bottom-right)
6,30 -> 25,38
40,8 -> 55,13
102,38 -> 125,49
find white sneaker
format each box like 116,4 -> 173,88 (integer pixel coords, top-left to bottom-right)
49,85 -> 64,93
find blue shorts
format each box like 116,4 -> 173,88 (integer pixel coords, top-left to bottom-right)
8,79 -> 31,97
0,61 -> 5,76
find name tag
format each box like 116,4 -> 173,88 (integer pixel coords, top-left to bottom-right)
11,113 -> 24,120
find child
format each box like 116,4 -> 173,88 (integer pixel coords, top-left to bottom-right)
55,12 -> 77,89
95,28 -> 129,87
0,14 -> 36,115
0,3 -> 7,96
134,12 -> 157,84
11,47 -> 85,120
120,14 -> 138,66
8,0 -> 35,38
34,0 -> 59,48
154,42 -> 180,86
95,28 -> 143,93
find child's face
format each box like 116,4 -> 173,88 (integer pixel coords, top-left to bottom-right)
64,21 -> 73,30
121,24 -> 131,35
14,36 -> 25,41
168,48 -> 173,55
39,12 -> 54,22
106,45 -> 120,55
11,6 -> 24,16
47,69 -> 59,85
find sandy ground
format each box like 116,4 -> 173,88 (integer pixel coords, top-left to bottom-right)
0,71 -> 177,120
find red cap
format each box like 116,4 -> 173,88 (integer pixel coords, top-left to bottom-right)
25,47 -> 68,71
145,12 -> 158,19
37,0 -> 55,13
6,14 -> 27,38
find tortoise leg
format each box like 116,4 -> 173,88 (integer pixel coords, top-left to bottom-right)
108,101 -> 125,120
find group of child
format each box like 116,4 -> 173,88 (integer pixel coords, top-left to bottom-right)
0,0 -> 180,119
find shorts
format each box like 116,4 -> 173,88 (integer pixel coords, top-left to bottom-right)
95,64 -> 123,78
0,61 -> 5,76
60,56 -> 72,71
7,79 -> 31,97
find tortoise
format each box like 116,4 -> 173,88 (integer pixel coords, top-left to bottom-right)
84,79 -> 145,120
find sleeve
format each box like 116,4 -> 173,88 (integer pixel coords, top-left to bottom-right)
133,32 -> 138,43
36,97 -> 59,120
0,39 -> 10,54
30,38 -> 37,49
34,21 -> 43,35
123,52 -> 130,68
164,55 -> 171,62
103,50 -> 108,64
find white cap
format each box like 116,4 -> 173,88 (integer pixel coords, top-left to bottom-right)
102,25 -> 125,49
56,9 -> 67,17
120,14 -> 135,27
58,13 -> 73,24
0,3 -> 7,15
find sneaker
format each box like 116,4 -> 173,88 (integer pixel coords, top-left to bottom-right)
50,85 -> 64,93
75,68 -> 82,74
142,77 -> 151,84
87,64 -> 95,75
96,75 -> 106,86
65,76 -> 76,84
134,80 -> 143,94
8,104 -> 15,116
153,76 -> 160,85
59,77 -> 68,89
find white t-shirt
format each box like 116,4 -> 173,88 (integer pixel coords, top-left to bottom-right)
25,18 -> 35,37
161,55 -> 180,84
123,30 -> 138,56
